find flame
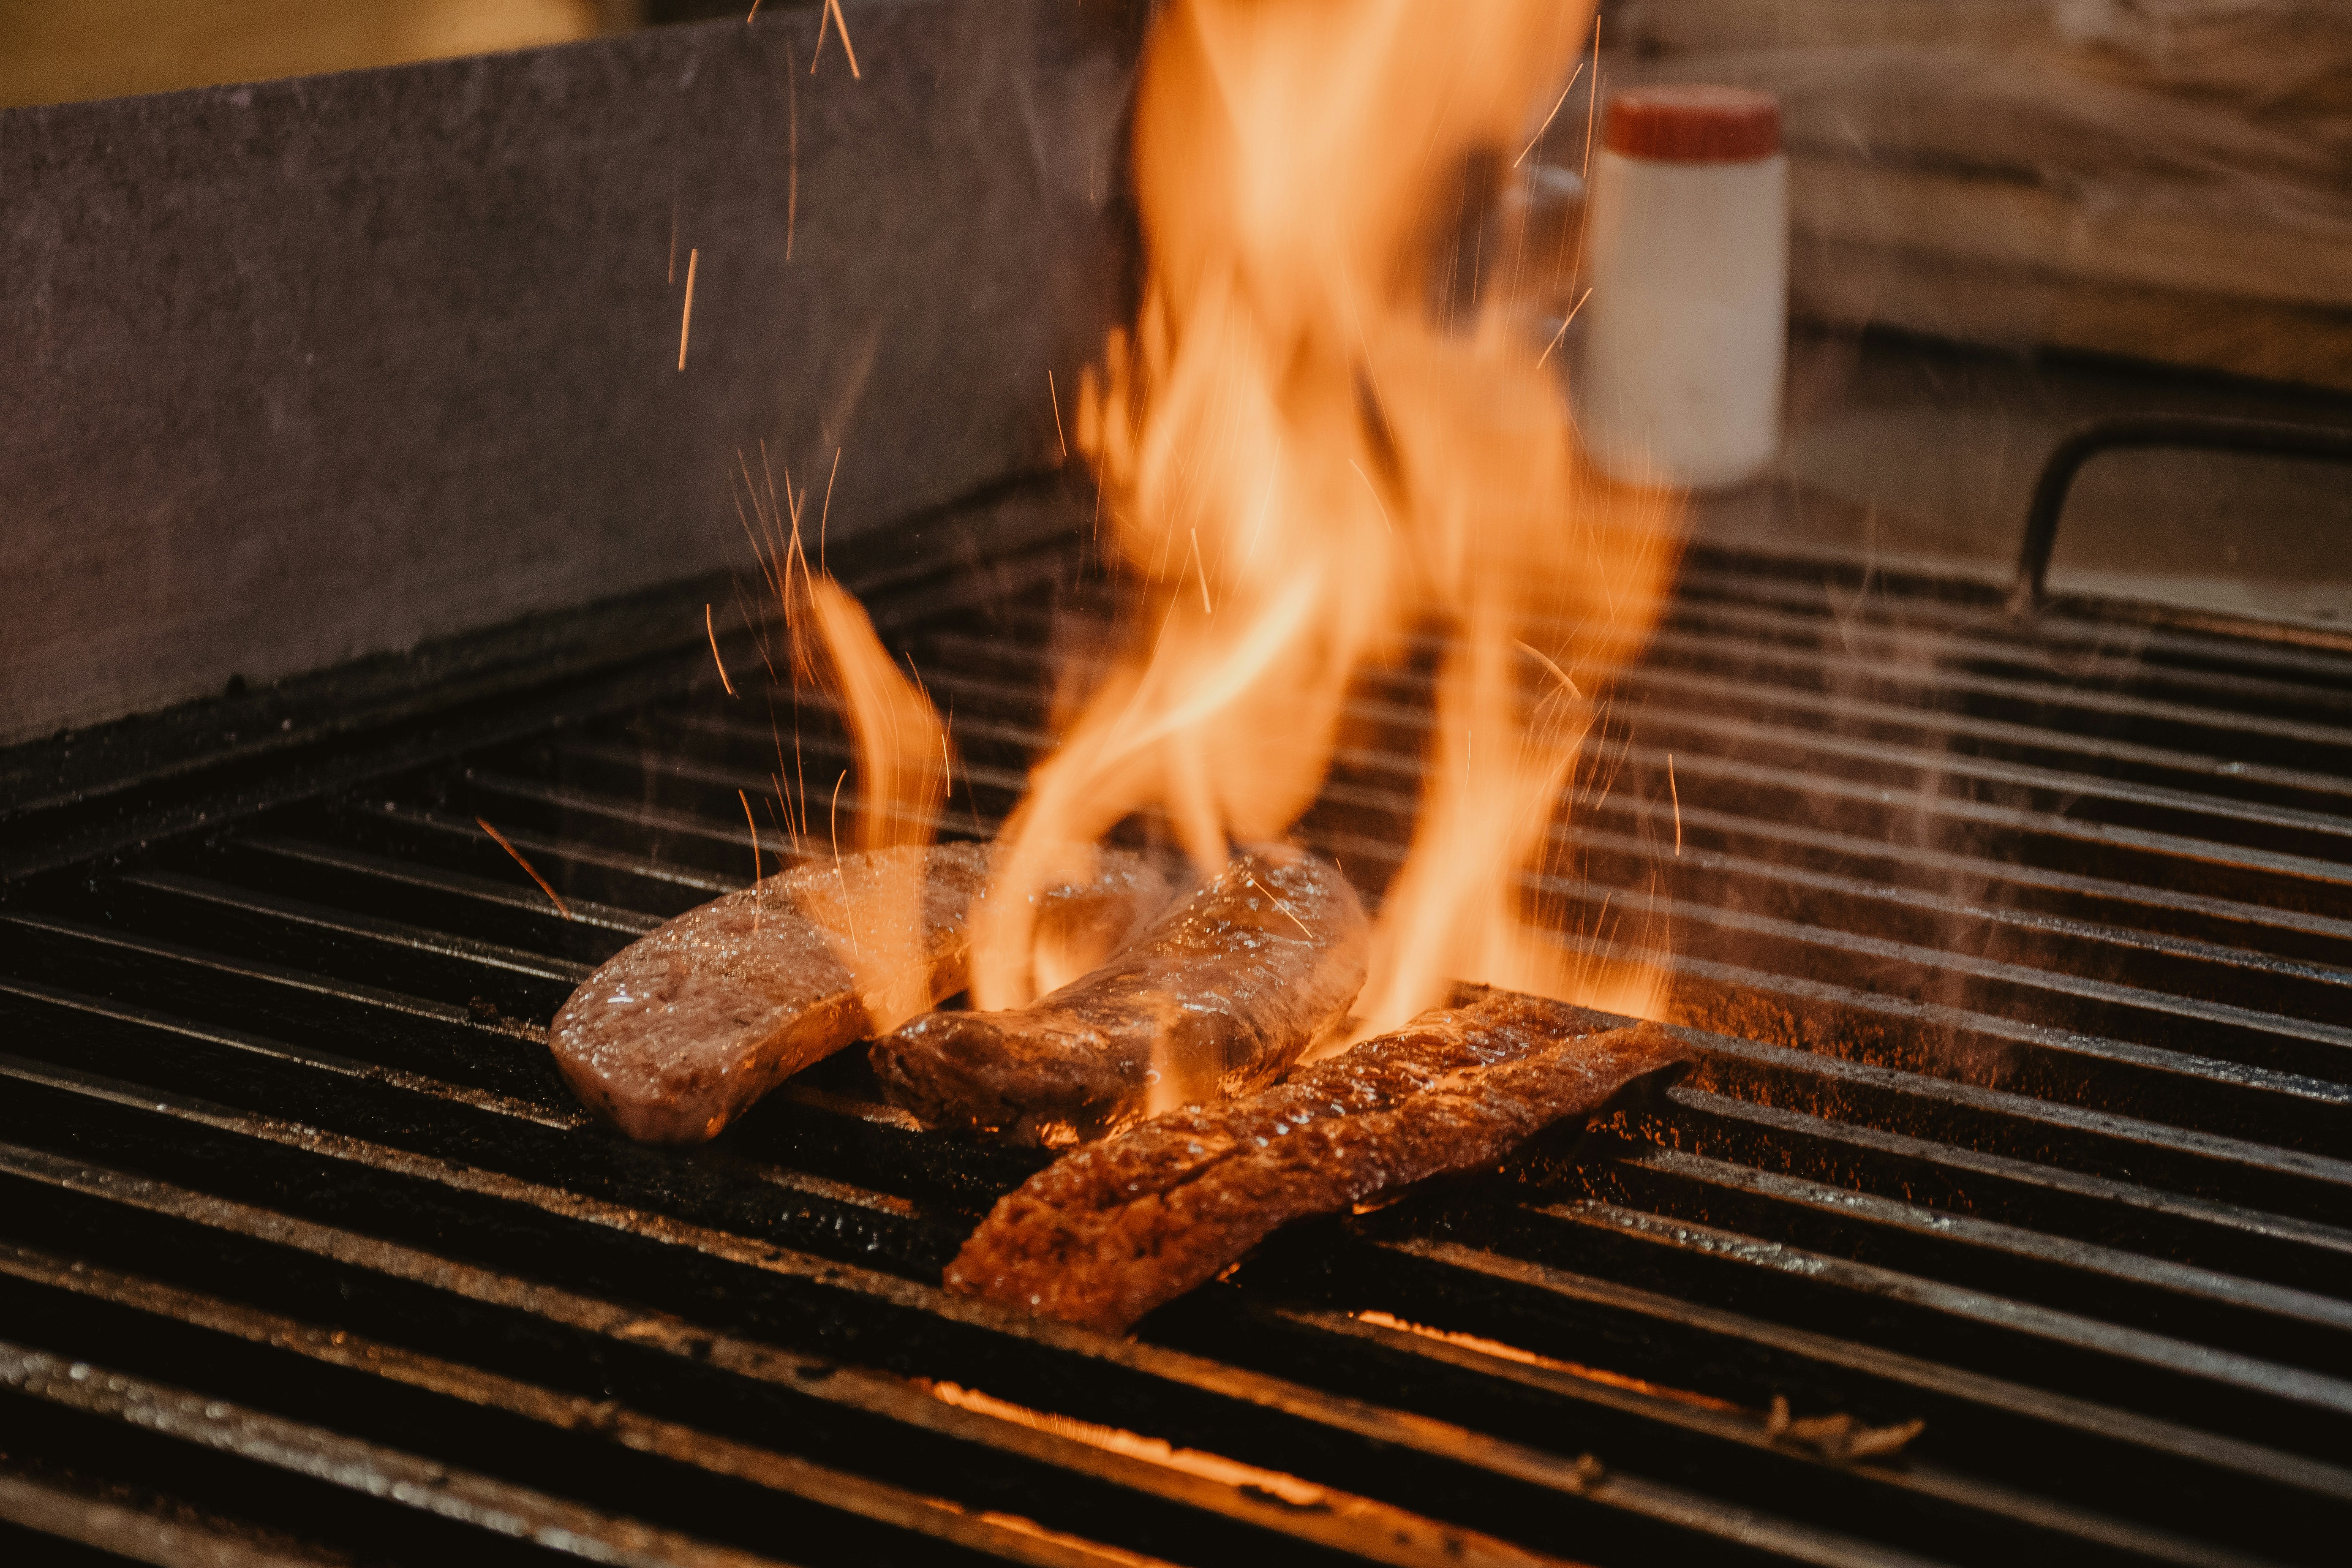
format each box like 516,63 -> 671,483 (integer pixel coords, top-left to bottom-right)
771,509 -> 953,1031
970,0 -> 1681,1030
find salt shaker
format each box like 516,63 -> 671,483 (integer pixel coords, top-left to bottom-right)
1576,85 -> 1786,490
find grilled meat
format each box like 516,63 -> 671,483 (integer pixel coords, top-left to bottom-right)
945,988 -> 1692,1332
550,843 -> 1165,1143
871,848 -> 1369,1145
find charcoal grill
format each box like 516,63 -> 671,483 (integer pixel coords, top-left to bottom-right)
2,444 -> 2349,1568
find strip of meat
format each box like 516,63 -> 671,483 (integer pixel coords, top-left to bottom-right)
945,988 -> 1692,1332
550,843 -> 1166,1143
871,848 -> 1369,1146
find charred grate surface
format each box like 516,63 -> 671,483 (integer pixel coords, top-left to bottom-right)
2,508 -> 2349,1567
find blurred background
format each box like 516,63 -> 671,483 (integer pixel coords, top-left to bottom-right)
0,2 -> 631,108
0,3 -> 802,109
6,0 -> 2349,626
1598,0 -> 2352,625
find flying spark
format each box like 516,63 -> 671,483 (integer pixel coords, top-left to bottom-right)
785,40 -> 799,259
1535,286 -> 1592,370
1513,61 -> 1583,168
706,604 -> 737,695
813,0 -> 861,79
1668,753 -> 1683,857
1582,12 -> 1602,178
678,247 -> 699,371
476,817 -> 572,919
1244,872 -> 1315,940
740,788 -> 765,884
1512,637 -> 1584,702
819,446 -> 842,570
1560,9 -> 1603,305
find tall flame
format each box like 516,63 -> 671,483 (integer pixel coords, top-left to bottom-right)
971,0 -> 1681,1031
778,526 -> 953,1032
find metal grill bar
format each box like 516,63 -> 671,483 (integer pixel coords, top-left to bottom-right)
642,655 -> 2352,1152
0,1082 -> 1940,1568
5,500 -> 2352,1565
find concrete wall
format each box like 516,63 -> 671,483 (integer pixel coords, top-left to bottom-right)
0,0 -> 1136,745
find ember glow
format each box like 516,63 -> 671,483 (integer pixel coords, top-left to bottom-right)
965,0 -> 1680,1031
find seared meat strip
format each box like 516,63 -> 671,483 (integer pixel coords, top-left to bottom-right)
872,849 -> 1369,1145
946,988 -> 1691,1332
551,843 -> 1165,1143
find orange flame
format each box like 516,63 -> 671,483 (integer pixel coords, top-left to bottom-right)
788,577 -> 945,861
773,509 -> 954,1030
971,0 -> 1680,1030
729,435 -> 959,1029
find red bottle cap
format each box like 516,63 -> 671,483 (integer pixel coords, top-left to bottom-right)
1603,85 -> 1781,163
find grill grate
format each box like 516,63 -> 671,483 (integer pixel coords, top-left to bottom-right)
3,489 -> 2349,1567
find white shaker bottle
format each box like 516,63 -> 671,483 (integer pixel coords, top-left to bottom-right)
1576,85 -> 1786,490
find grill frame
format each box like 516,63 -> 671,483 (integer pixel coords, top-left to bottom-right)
3,476 -> 2350,1568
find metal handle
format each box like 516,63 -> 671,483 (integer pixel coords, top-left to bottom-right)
2010,414 -> 2352,616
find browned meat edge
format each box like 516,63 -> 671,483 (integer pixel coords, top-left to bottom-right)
871,848 -> 1369,1144
945,988 -> 1693,1331
550,843 -> 1165,1144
